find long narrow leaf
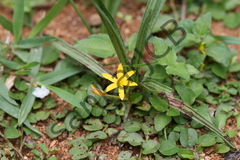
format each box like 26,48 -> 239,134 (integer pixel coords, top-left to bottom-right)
0,79 -> 18,105
38,67 -> 83,85
16,36 -> 56,49
28,0 -> 68,38
51,38 -> 109,77
0,15 -> 13,33
92,0 -> 129,68
46,85 -> 92,119
18,86 -> 36,125
132,0 -> 166,81
13,0 -> 24,44
0,95 -> 41,135
213,35 -> 240,45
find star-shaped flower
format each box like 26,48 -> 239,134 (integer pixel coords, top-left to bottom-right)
102,63 -> 138,100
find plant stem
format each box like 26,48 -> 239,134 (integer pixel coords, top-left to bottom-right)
69,0 -> 94,35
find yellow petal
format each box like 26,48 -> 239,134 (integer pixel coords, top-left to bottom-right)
91,84 -> 105,97
102,73 -> 117,82
118,86 -> 125,100
122,70 -> 136,81
117,63 -> 124,79
122,80 -> 138,86
105,83 -> 118,92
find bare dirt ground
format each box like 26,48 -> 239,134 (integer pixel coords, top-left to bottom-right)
0,0 -> 239,159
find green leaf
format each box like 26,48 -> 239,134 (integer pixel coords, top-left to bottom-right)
159,140 -> 179,156
187,50 -> 206,68
214,35 -> 240,45
36,111 -> 50,121
206,43 -> 232,67
46,122 -> 65,138
175,84 -> 195,105
41,45 -> 60,65
168,132 -> 180,142
154,113 -> 172,132
197,134 -> 216,147
215,144 -> 230,153
83,119 -> 103,131
18,86 -> 35,125
103,114 -> 116,124
0,79 -> 17,105
152,14 -> 173,33
92,0 -> 129,67
129,92 -> 143,104
28,0 -> 68,38
39,67 -> 83,85
86,131 -> 107,140
149,96 -> 169,112
4,127 -> 21,139
28,47 -> 42,78
75,34 -> 115,58
215,112 -> 228,129
123,119 -> 142,132
179,149 -> 194,159
64,112 -> 81,132
51,38 -> 109,77
142,140 -> 160,155
223,13 -> 240,29
0,58 -> 19,70
166,63 -> 190,81
17,36 -> 56,49
192,12 -> 212,37
132,0 -> 166,71
211,63 -> 227,79
0,96 -> 41,135
19,62 -> 39,69
13,0 -> 24,43
124,132 -> 144,146
38,143 -> 49,154
179,128 -> 198,147
46,85 -> 92,119
0,15 -> 13,33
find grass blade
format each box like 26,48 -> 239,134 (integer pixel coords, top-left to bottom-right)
92,0 -> 129,68
38,67 -> 83,85
132,0 -> 166,81
0,15 -> 13,33
51,38 -> 109,77
69,0 -> 94,34
16,36 -> 56,49
13,0 -> 24,44
28,0 -> 68,38
0,79 -> 18,105
18,86 -> 35,125
0,95 -> 41,135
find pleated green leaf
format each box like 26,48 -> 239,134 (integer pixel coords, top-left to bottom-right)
17,36 -> 56,49
92,0 -> 129,68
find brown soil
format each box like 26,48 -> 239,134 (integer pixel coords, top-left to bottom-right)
0,0 -> 239,160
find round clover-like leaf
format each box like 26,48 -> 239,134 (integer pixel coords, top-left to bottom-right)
196,134 -> 216,147
124,133 -> 144,146
86,131 -> 107,140
123,120 -> 142,132
159,140 -> 179,156
142,140 -> 160,155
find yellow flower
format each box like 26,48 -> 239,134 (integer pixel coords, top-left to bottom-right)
199,63 -> 205,72
91,84 -> 106,97
102,63 -> 138,100
199,42 -> 206,55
